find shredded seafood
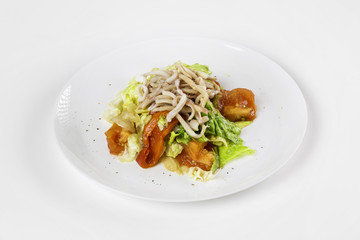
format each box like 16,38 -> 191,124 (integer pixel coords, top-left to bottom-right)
137,62 -> 220,138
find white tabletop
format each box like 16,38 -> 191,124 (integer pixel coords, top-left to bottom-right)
1,0 -> 359,239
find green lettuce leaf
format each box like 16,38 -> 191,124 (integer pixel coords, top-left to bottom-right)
234,121 -> 252,130
166,62 -> 212,75
103,77 -> 141,123
122,77 -> 140,109
218,141 -> 255,167
158,115 -> 168,131
136,113 -> 152,136
174,125 -> 192,145
196,134 -> 208,143
208,135 -> 228,146
204,101 -> 255,168
184,63 -> 212,75
165,142 -> 184,158
211,147 -> 220,172
204,102 -> 242,144
169,124 -> 208,146
168,131 -> 180,145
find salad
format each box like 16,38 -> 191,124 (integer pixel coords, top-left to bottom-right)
103,62 -> 257,181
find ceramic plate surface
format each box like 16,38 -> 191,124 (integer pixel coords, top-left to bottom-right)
54,37 -> 307,202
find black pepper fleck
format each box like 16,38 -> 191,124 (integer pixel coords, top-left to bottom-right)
97,128 -> 99,130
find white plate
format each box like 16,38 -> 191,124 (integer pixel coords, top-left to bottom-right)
54,37 -> 307,202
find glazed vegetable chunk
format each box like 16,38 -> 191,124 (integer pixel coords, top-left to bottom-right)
105,123 -> 131,155
136,111 -> 179,168
176,141 -> 215,171
218,88 -> 256,121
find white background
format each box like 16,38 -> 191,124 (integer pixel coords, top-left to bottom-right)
1,0 -> 359,239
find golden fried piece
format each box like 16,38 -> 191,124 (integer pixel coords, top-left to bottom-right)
176,141 -> 215,171
218,88 -> 257,121
105,123 -> 131,155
